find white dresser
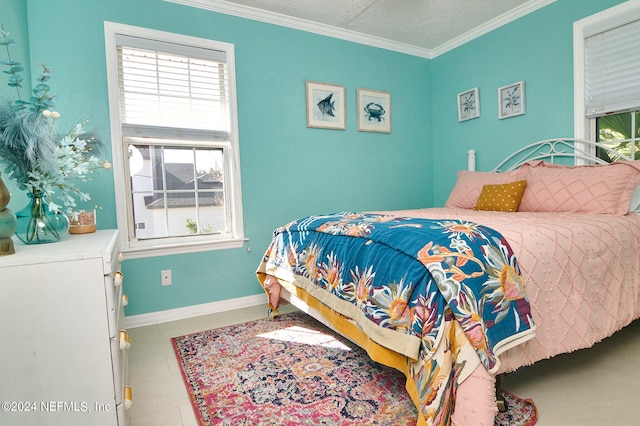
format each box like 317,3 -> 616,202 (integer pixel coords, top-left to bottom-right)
0,230 -> 131,426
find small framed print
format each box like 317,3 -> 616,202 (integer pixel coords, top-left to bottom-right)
498,81 -> 525,119
306,81 -> 346,130
357,88 -> 391,133
457,87 -> 480,122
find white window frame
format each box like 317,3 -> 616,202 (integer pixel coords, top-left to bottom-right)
104,22 -> 244,259
574,1 -> 640,148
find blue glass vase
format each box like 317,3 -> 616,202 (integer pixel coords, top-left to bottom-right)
15,191 -> 69,244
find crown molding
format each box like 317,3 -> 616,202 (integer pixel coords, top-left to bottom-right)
165,0 -> 555,59
431,0 -> 556,57
164,0 -> 433,57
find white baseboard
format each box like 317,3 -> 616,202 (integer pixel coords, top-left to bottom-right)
125,293 -> 267,328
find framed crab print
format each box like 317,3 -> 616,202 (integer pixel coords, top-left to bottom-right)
306,81 -> 346,130
357,88 -> 391,133
498,81 -> 525,119
457,87 -> 480,122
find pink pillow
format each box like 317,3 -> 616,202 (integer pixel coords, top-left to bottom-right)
445,169 -> 523,209
518,161 -> 640,215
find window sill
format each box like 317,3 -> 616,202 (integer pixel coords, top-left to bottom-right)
119,237 -> 248,260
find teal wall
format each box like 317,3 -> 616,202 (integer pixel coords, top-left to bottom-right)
1,0 -> 626,316
1,0 -> 431,315
1,0 -> 31,209
430,0 -> 626,205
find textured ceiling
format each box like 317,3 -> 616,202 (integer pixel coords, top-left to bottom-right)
218,0 -> 540,50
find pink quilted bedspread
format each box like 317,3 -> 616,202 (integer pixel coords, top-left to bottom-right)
390,208 -> 640,372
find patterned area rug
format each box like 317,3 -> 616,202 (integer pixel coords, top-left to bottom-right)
172,311 -> 537,425
495,389 -> 538,426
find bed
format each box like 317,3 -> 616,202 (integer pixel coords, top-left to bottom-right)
255,138 -> 640,425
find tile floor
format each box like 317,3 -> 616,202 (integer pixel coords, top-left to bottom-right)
128,305 -> 640,425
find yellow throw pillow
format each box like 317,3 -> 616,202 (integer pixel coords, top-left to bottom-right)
474,180 -> 527,212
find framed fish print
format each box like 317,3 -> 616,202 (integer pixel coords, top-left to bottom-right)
498,81 -> 525,119
457,87 -> 480,122
306,81 -> 346,130
357,88 -> 391,133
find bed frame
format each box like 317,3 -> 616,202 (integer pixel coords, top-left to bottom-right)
467,137 -> 632,172
269,136 -> 637,420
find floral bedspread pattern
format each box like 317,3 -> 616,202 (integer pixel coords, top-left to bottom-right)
257,212 -> 535,425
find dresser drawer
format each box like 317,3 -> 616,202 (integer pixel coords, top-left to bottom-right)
105,270 -> 124,338
111,297 -> 129,404
111,332 -> 132,424
117,383 -> 132,426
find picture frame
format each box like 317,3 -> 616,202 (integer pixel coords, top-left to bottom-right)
457,87 -> 480,122
357,88 -> 391,133
498,81 -> 525,119
306,81 -> 346,130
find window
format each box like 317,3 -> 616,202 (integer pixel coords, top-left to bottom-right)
574,2 -> 640,162
596,110 -> 640,161
104,23 -> 244,258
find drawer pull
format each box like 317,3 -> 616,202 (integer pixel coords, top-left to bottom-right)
119,330 -> 131,350
122,294 -> 129,307
114,271 -> 123,287
124,386 -> 133,410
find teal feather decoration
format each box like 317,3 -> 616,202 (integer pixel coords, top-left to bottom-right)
0,100 -> 57,189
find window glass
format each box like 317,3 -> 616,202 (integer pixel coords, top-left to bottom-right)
128,144 -> 226,240
596,111 -> 640,161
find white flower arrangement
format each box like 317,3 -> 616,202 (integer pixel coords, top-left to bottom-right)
22,112 -> 111,219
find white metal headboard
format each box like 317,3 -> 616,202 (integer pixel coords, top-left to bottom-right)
467,138 -> 633,172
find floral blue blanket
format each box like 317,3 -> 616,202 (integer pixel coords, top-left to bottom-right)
257,212 -> 535,425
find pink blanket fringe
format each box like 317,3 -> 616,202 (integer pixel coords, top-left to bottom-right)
452,366 -> 497,425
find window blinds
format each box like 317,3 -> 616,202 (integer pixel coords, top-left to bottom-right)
585,18 -> 640,117
116,35 -> 229,132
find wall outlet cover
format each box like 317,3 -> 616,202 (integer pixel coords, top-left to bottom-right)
161,269 -> 172,286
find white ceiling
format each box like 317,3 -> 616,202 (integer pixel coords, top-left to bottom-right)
167,0 -> 555,58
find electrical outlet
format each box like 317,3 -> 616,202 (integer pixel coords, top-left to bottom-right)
161,269 -> 172,286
